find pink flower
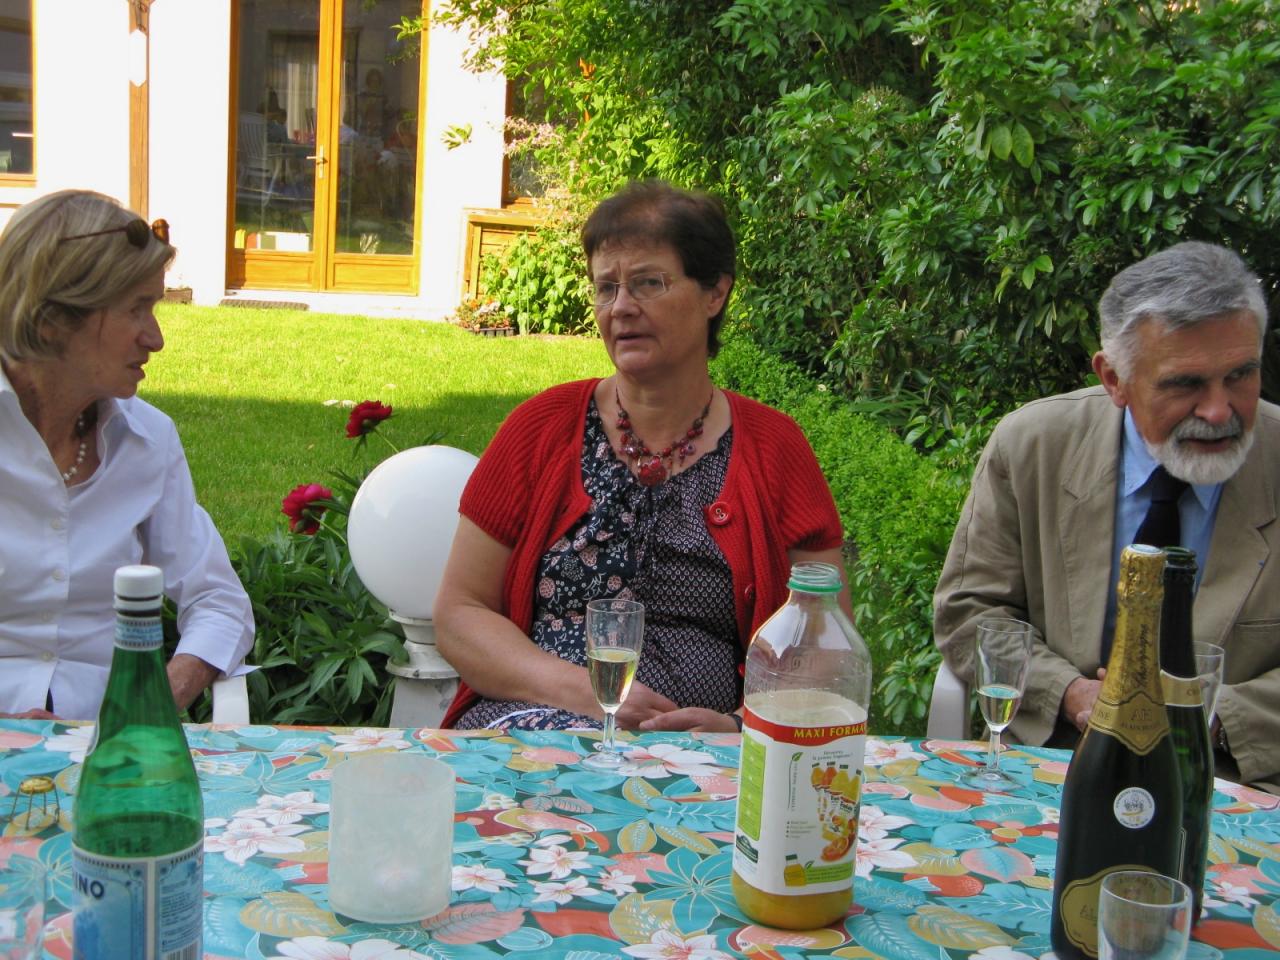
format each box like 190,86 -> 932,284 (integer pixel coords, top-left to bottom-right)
345,400 -> 393,438
281,483 -> 333,534
531,876 -> 599,904
621,931 -> 733,960
518,844 -> 589,880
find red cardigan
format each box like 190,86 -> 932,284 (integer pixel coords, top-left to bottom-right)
440,378 -> 843,727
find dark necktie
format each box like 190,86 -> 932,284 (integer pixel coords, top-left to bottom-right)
1101,465 -> 1191,662
1133,465 -> 1189,549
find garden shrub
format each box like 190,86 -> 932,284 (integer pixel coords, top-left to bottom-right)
433,0 -> 1280,443
713,337 -> 966,733
174,468 -> 408,728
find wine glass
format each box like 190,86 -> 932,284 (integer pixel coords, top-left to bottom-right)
962,617 -> 1033,792
1098,870 -> 1192,960
1193,641 -> 1225,728
582,598 -> 644,770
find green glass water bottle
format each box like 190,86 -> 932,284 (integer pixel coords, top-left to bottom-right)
72,565 -> 204,960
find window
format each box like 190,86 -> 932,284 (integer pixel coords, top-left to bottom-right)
502,78 -> 550,205
0,0 -> 33,176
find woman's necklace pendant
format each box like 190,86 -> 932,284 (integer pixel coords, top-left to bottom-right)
637,457 -> 667,486
614,387 -> 712,487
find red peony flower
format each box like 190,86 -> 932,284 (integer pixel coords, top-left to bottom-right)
346,400 -> 393,439
281,483 -> 333,535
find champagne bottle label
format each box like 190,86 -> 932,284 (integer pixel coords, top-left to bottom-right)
1112,787 -> 1156,828
733,701 -> 866,896
1160,671 -> 1204,708
1059,863 -> 1151,957
72,838 -> 203,960
115,613 -> 163,651
1088,690 -> 1167,756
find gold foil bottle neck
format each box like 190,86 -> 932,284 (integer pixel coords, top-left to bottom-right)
1115,543 -> 1166,604
1091,544 -> 1169,755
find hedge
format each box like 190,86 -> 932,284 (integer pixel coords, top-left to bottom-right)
713,335 -> 967,733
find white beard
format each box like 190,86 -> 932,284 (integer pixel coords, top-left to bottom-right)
1144,413 -> 1254,485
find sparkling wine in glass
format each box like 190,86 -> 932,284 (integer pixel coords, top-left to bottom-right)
583,598 -> 644,770
962,617 -> 1033,793
1193,641 -> 1225,728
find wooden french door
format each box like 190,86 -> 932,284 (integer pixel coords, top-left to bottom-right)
227,0 -> 424,292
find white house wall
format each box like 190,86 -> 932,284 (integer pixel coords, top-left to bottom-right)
149,0 -> 233,305
1,1 -> 506,317
0,0 -> 132,227
417,14 -> 506,315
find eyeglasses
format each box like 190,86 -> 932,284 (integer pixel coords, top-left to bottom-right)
60,218 -> 170,248
591,271 -> 674,306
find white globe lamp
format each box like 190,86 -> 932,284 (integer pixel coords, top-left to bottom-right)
347,445 -> 478,726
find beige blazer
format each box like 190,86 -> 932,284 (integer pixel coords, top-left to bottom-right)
934,386 -> 1280,790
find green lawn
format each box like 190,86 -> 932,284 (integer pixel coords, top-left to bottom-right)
143,304 -> 612,543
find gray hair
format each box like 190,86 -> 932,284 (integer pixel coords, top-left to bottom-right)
0,189 -> 176,363
1099,242 -> 1268,378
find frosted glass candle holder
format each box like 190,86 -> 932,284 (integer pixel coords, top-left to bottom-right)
328,752 -> 455,923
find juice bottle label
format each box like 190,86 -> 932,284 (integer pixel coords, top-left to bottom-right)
72,839 -> 203,960
733,705 -> 866,896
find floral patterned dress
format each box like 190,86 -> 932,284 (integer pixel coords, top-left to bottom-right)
454,401 -> 741,730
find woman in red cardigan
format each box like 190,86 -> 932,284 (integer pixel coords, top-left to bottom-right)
435,181 -> 849,734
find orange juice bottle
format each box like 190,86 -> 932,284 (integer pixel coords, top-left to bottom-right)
731,562 -> 872,930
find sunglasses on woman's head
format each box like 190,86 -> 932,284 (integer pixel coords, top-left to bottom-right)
60,218 -> 170,248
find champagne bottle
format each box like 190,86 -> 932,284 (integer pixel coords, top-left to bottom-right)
1159,546 -> 1213,925
1050,544 -> 1183,960
732,562 -> 872,930
73,565 -> 204,960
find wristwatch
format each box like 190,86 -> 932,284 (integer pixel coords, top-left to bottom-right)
1215,720 -> 1230,754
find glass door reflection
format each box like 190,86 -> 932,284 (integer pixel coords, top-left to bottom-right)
230,0 -> 422,291
332,0 -> 420,258
233,0 -> 321,257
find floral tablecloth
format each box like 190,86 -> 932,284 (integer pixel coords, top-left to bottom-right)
2,721 -> 1279,960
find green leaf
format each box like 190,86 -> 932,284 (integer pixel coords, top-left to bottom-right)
989,124 -> 1012,161
1011,123 -> 1034,167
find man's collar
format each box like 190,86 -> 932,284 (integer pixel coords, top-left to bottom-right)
1121,408 -> 1218,507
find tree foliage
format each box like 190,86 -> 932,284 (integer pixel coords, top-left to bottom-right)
436,0 -> 1280,438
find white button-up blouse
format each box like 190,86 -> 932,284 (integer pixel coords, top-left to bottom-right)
1,369 -> 254,719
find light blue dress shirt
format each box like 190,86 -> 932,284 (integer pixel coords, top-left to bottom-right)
1101,410 -> 1224,654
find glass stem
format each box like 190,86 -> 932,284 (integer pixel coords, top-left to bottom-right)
601,710 -> 618,754
986,727 -> 1001,772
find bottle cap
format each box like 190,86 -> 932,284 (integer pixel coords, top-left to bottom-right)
114,564 -> 163,601
1164,545 -> 1197,573
787,561 -> 842,593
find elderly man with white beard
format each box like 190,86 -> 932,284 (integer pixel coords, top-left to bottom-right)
934,241 -> 1280,792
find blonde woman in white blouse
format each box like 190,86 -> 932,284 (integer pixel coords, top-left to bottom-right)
0,189 -> 253,720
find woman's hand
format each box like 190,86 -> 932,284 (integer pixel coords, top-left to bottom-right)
0,708 -> 59,720
614,682 -> 679,729
638,707 -> 740,733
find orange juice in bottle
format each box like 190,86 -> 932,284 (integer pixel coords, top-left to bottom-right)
731,562 -> 872,930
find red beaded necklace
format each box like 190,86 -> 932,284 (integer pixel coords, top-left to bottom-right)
615,388 -> 713,486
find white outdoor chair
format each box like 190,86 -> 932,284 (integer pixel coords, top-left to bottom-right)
926,659 -> 971,739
